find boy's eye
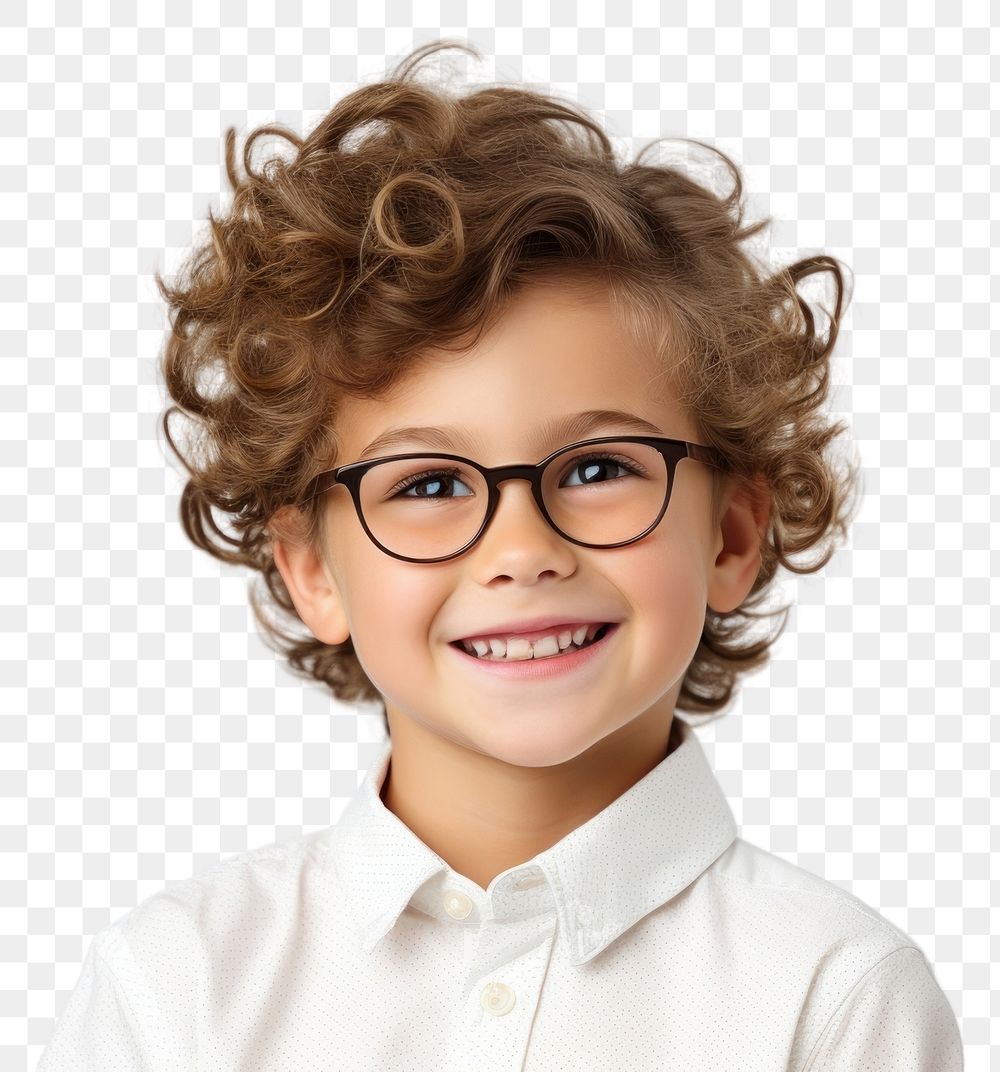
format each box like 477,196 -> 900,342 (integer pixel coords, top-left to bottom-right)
559,455 -> 641,487
389,468 -> 474,498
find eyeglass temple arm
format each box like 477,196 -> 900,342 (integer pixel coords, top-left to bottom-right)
686,442 -> 726,470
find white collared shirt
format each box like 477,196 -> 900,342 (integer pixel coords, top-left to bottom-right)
37,718 -> 963,1071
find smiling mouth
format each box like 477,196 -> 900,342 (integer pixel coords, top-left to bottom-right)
452,623 -> 613,662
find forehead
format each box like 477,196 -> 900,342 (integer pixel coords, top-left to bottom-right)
335,278 -> 695,461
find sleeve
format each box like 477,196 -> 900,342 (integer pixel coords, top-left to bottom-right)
806,945 -> 964,1072
35,935 -> 152,1072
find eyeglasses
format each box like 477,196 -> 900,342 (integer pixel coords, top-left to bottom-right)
300,435 -> 725,564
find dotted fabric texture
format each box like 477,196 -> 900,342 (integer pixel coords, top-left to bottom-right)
35,719 -> 962,1070
7,5 -> 991,1072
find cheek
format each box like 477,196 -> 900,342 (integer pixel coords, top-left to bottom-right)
324,507 -> 451,690
338,550 -> 447,667
623,534 -> 710,644
346,564 -> 432,631
333,522 -> 422,612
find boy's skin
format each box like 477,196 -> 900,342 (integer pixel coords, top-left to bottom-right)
274,275 -> 769,894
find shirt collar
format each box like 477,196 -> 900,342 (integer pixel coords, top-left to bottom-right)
322,717 -> 737,967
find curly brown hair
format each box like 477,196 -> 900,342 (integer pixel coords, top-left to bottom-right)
155,39 -> 862,732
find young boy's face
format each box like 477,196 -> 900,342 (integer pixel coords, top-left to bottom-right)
275,276 -> 762,774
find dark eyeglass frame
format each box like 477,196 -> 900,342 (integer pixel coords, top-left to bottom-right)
299,434 -> 726,564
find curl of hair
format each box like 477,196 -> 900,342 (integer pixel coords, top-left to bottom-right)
156,39 -> 863,732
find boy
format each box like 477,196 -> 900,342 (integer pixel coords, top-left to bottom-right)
38,39 -> 963,1071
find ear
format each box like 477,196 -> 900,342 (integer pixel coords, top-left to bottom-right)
706,474 -> 770,614
269,507 -> 351,646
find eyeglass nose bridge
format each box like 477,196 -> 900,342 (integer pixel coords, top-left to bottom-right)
470,460 -> 559,551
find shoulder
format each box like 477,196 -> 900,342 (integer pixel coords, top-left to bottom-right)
94,827 -> 335,976
708,836 -> 916,954
803,943 -> 964,1070
701,838 -> 961,1068
41,831 -> 338,1067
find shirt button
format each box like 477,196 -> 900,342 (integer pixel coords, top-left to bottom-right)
480,981 -> 516,1016
442,889 -> 473,919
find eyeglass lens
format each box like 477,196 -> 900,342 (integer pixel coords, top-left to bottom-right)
356,440 -> 671,560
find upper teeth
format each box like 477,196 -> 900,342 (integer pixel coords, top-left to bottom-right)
461,624 -> 603,661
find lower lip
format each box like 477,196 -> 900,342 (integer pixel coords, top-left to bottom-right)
449,624 -> 619,680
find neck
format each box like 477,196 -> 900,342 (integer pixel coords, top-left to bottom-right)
377,693 -> 681,893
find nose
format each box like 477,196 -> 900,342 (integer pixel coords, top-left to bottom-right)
468,475 -> 575,577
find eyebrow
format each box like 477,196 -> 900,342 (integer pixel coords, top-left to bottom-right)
356,409 -> 668,461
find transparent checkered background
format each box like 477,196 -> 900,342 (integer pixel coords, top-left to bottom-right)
3,3 -> 994,1070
